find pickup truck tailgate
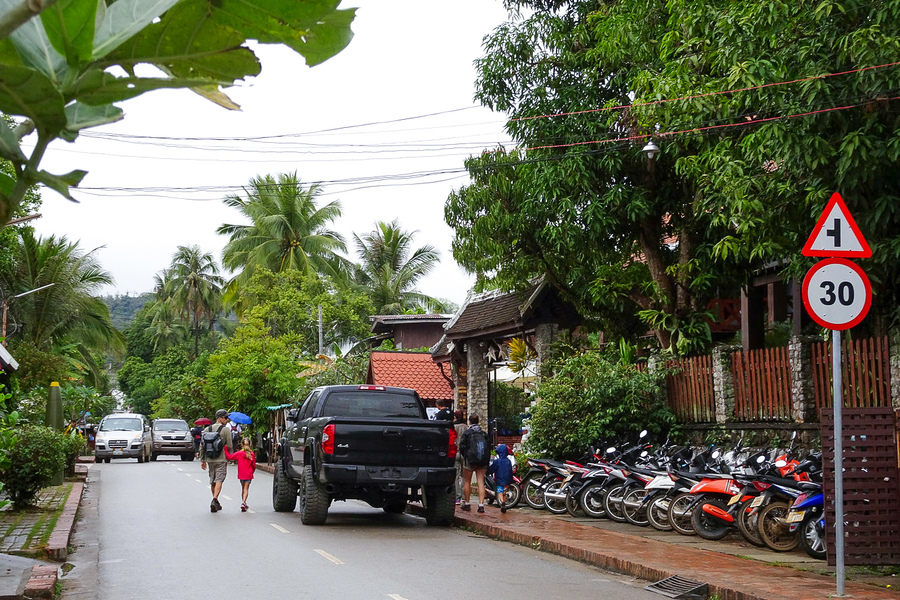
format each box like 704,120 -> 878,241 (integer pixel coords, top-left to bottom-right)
327,418 -> 452,468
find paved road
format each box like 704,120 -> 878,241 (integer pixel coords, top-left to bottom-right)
63,458 -> 661,600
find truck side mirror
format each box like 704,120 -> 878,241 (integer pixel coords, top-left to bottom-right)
286,408 -> 301,422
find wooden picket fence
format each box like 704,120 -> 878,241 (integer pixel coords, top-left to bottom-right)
731,346 -> 793,421
812,335 -> 891,409
664,356 -> 716,423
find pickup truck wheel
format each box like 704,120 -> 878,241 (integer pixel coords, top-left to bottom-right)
299,464 -> 329,525
272,466 -> 298,512
424,487 -> 455,526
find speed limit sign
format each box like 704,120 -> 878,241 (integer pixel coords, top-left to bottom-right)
802,258 -> 871,330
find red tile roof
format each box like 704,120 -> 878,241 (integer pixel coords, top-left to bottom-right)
367,351 -> 453,401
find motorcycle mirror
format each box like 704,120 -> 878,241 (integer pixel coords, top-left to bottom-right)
775,459 -> 787,468
606,447 -> 617,454
639,429 -> 648,439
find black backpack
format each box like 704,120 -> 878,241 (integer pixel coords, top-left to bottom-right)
201,425 -> 226,459
464,428 -> 490,467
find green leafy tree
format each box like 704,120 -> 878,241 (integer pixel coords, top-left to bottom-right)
0,1 -> 356,225
448,0 -> 900,351
237,268 -> 372,352
218,173 -> 347,313
350,219 -> 449,314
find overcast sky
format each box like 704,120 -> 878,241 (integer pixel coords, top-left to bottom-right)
29,1 -> 513,309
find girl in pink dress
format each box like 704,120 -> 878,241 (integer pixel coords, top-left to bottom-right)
223,437 -> 257,511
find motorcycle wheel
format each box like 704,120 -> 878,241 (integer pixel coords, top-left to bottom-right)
798,513 -> 826,560
691,497 -> 732,540
522,474 -> 546,510
565,489 -> 582,517
543,481 -> 568,514
757,501 -> 800,552
504,482 -> 522,509
579,482 -> 608,519
736,498 -> 765,547
667,492 -> 697,536
603,483 -> 627,523
647,496 -> 673,531
622,488 -> 650,527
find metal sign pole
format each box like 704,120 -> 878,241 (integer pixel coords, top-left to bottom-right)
832,328 -> 845,596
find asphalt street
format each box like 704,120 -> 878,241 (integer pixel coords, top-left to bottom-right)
62,459 -> 659,600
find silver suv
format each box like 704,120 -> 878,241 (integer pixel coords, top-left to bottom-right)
94,413 -> 152,463
151,418 -> 194,461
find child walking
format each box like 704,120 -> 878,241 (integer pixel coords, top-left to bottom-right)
223,437 -> 257,511
486,443 -> 514,513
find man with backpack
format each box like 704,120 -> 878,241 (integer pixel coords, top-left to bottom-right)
200,409 -> 234,513
457,413 -> 490,513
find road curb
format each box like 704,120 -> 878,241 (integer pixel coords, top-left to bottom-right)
47,482 -> 82,561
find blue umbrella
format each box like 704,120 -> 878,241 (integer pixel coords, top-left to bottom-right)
228,411 -> 252,425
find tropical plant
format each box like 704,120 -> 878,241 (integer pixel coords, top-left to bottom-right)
0,1 -> 356,227
350,219 -> 449,314
218,173 -> 347,312
163,245 -> 223,359
1,228 -> 123,385
0,424 -> 66,508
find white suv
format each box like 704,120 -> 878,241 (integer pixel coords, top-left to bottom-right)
94,413 -> 152,463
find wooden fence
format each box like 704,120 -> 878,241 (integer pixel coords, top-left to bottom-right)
731,346 -> 792,421
812,335 -> 891,409
664,356 -> 715,423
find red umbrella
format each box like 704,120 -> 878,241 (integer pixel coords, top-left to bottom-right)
194,417 -> 212,426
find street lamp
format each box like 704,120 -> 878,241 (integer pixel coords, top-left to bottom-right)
2,283 -> 55,346
642,140 -> 660,161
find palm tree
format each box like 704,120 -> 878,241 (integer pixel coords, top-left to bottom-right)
0,229 -> 124,385
165,245 -> 223,359
351,220 -> 448,314
218,172 -> 348,311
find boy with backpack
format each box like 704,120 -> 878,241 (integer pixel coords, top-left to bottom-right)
457,413 -> 490,513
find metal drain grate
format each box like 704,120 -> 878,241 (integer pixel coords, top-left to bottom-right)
645,575 -> 709,599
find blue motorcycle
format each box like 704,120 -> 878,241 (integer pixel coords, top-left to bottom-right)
786,490 -> 825,559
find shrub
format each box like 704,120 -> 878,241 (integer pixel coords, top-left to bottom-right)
0,425 -> 67,508
526,351 -> 675,459
60,432 -> 86,477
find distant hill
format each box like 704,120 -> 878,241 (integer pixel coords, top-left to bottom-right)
103,293 -> 155,330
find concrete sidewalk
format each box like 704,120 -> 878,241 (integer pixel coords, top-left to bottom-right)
0,463 -> 87,599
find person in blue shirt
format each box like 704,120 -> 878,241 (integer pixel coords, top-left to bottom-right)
486,444 -> 514,513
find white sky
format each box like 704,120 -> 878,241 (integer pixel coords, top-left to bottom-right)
29,1 -> 514,308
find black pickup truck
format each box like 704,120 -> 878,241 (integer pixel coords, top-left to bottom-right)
272,384 -> 457,525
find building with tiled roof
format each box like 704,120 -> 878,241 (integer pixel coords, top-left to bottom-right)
369,314 -> 450,350
366,350 -> 453,406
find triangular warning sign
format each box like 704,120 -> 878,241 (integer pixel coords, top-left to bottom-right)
802,192 -> 872,258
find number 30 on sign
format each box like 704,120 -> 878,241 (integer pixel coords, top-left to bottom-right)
802,258 -> 871,330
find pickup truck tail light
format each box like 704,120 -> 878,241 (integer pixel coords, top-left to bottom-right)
447,426 -> 458,459
322,424 -> 335,455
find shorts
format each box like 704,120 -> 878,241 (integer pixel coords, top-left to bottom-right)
496,484 -> 506,494
239,479 -> 252,484
207,461 -> 227,484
